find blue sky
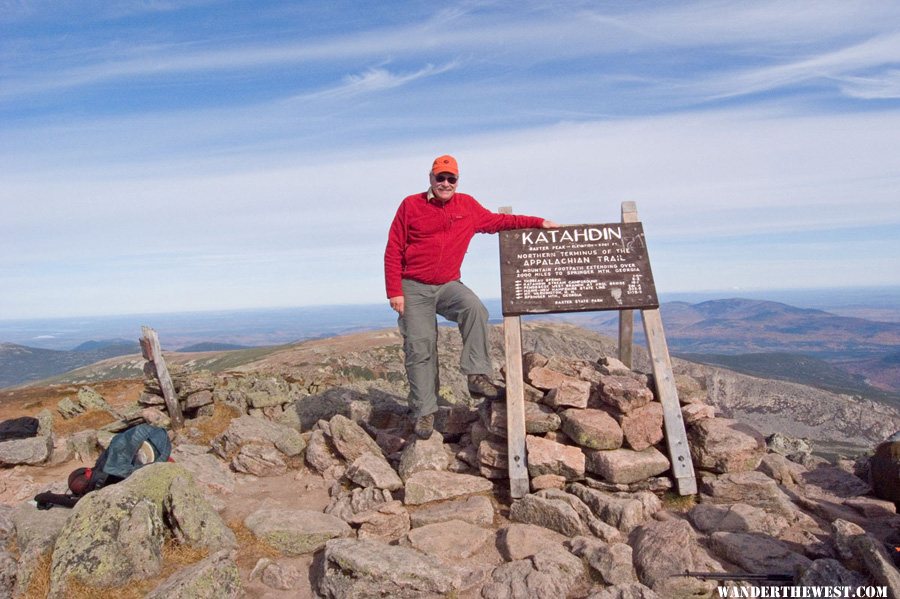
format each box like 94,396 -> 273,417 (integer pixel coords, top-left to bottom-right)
2,1 -> 899,319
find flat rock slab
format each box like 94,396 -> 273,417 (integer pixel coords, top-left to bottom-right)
709,531 -> 812,574
409,495 -> 494,528
244,508 -> 352,555
405,519 -> 493,560
403,470 -> 493,505
499,522 -> 568,561
319,538 -> 461,598
585,447 -> 669,484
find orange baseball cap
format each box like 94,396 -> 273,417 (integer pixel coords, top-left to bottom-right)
431,154 -> 458,175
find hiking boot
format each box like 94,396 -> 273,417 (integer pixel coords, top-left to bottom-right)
414,413 -> 435,439
467,374 -> 500,400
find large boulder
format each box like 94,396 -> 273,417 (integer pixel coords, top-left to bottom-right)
594,375 -> 653,413
347,452 -> 403,491
409,495 -> 494,528
689,418 -> 765,473
709,531 -> 812,575
49,463 -> 233,596
0,435 -> 52,466
630,519 -> 721,597
211,415 -> 305,459
870,436 -> 900,502
405,519 -> 493,560
499,523 -> 568,561
327,414 -> 384,462
482,545 -> 589,599
509,493 -> 587,537
398,432 -> 448,481
318,538 -> 462,598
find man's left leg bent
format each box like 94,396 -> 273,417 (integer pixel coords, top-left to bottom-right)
437,281 -> 500,399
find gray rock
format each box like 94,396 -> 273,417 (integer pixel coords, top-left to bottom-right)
305,429 -> 342,473
594,375 -> 654,413
211,415 -> 306,458
244,507 -> 352,555
164,473 -> 237,550
232,443 -> 288,476
170,444 -> 236,495
567,483 -> 647,533
67,429 -> 100,462
630,519 -> 721,597
509,493 -> 586,537
701,471 -> 802,521
838,520 -> 900,598
586,582 -> 662,599
10,502 -> 68,595
499,523 -> 568,560
405,519 -> 493,560
568,536 -> 637,585
398,432 -> 449,481
409,494 -> 494,528
482,546 -> 588,599
798,558 -> 867,588
347,451 -> 403,490
537,488 -> 622,540
689,502 -> 789,536
561,408 -> 623,450
57,397 -> 83,419
318,538 -> 462,598
145,550 -> 242,599
403,470 -> 493,505
259,560 -> 301,590
526,434 -> 586,480
689,418 -> 766,473
326,486 -> 394,522
348,500 -> 410,541
184,389 -> 215,409
709,531 -> 812,575
0,435 -> 52,466
48,463 -> 230,596
327,414 -> 384,463
584,446 -> 670,484
77,386 -> 111,412
0,547 -> 15,599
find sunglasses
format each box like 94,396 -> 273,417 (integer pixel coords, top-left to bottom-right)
434,174 -> 457,184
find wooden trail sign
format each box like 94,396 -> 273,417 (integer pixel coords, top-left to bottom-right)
140,325 -> 184,430
498,203 -> 696,497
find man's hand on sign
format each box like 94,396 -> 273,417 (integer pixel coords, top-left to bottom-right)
389,296 -> 405,315
541,220 -> 560,228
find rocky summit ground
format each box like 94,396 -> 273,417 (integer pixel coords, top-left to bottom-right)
0,322 -> 899,598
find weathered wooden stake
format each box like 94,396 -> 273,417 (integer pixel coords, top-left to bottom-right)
500,206 -> 530,498
617,201 -> 638,368
140,325 -> 184,430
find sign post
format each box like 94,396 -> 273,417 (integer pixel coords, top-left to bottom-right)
498,203 -> 696,496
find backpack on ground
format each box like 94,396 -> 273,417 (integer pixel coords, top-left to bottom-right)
36,424 -> 173,509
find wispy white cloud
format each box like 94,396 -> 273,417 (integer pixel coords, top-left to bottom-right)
300,61 -> 459,100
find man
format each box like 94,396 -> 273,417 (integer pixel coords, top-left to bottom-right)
384,154 -> 558,439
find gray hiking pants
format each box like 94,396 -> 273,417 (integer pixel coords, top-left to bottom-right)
399,279 -> 492,419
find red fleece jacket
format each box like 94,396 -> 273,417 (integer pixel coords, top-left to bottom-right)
384,192 -> 544,298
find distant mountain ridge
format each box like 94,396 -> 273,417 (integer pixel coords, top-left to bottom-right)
0,341 -> 140,388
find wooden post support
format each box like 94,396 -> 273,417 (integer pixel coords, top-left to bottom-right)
499,206 -> 530,498
641,309 -> 697,495
140,325 -> 184,430
618,201 -> 638,368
